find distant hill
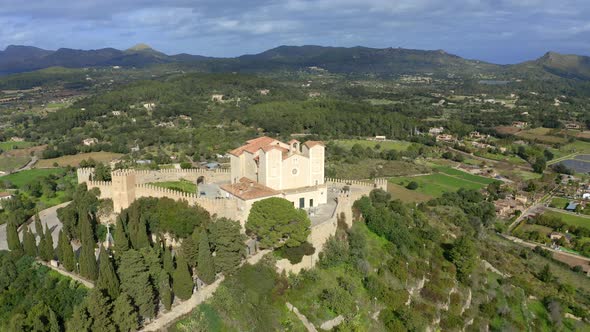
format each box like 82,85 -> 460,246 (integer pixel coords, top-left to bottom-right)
0,44 -> 589,80
513,51 -> 590,80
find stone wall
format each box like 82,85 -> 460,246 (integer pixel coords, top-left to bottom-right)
86,180 -> 113,199
79,168 -> 240,220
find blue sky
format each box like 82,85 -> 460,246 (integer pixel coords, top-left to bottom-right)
0,0 -> 589,64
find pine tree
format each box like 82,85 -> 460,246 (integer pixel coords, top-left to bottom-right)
23,227 -> 37,257
6,220 -> 21,251
163,245 -> 175,275
59,230 -> 76,272
79,243 -> 98,281
159,270 -> 173,311
112,292 -> 139,332
118,249 -> 156,319
173,254 -> 194,300
97,246 -> 120,299
43,224 -> 55,261
34,212 -> 43,238
114,217 -> 129,253
86,289 -> 116,332
197,231 -> 215,284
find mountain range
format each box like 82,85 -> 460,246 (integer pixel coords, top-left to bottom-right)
1,43 -> 589,80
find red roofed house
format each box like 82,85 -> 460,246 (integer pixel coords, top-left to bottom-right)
222,136 -> 327,212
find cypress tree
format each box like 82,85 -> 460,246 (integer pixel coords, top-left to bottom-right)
112,292 -> 138,332
23,227 -> 37,257
86,289 -> 116,332
114,217 -> 130,253
78,212 -> 94,244
43,224 -> 54,261
163,245 -> 175,275
97,246 -> 120,299
58,230 -> 76,272
79,243 -> 98,281
118,249 -> 156,319
197,231 -> 215,284
34,212 -> 43,238
173,254 -> 193,301
159,270 -> 173,311
135,217 -> 150,249
6,220 -> 21,251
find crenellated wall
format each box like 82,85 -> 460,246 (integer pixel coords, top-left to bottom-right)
86,180 -> 113,199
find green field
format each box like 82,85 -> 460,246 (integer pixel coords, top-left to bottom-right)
0,168 -> 65,188
390,168 -> 495,197
332,139 -> 413,151
549,197 -> 569,209
387,182 -> 433,202
544,211 -> 590,228
0,141 -> 34,151
149,180 -> 196,194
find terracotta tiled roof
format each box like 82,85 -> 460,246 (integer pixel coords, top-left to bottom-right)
0,192 -> 12,198
303,140 -> 324,148
229,136 -> 278,156
220,178 -> 279,200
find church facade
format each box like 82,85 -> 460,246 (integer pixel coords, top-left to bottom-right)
221,136 -> 327,211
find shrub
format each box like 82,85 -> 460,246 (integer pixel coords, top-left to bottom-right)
406,181 -> 419,190
278,242 -> 315,264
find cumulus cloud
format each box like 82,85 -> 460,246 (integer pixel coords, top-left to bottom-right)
0,0 -> 588,62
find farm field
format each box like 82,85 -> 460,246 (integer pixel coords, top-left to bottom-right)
327,159 -> 429,179
36,151 -> 123,168
433,166 -> 497,185
0,168 -> 66,188
149,180 -> 196,194
0,141 -> 35,151
332,139 -> 413,151
0,155 -> 30,172
515,127 -> 567,144
544,210 -> 590,228
386,182 -> 433,203
549,197 -> 569,209
390,168 -> 494,198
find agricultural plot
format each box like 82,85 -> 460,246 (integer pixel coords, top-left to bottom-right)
515,127 -> 567,144
0,168 -> 65,188
390,168 -> 494,198
386,182 -> 433,202
0,155 -> 30,172
36,151 -> 123,168
0,141 -> 34,151
332,139 -> 413,151
544,211 -> 590,228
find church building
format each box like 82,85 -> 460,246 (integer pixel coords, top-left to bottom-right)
220,136 -> 327,212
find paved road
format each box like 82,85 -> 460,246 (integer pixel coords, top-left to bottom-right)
0,201 -> 70,250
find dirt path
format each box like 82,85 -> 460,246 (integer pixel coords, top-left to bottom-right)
286,302 -> 318,332
38,260 -> 95,288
